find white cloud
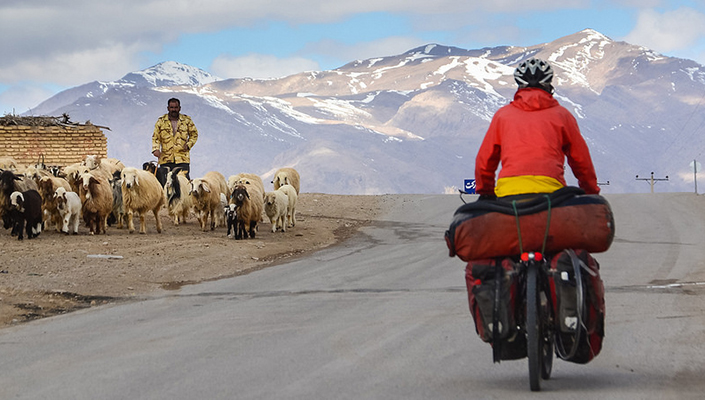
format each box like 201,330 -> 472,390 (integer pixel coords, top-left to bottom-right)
0,43 -> 140,86
624,8 -> 705,53
0,0 -> 594,87
210,54 -> 320,79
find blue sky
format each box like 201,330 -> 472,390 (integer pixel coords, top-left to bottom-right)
2,0 -> 705,115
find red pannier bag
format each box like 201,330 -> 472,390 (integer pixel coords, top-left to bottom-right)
465,257 -> 526,360
550,249 -> 605,364
445,187 -> 614,262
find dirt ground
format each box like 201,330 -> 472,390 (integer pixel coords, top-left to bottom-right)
0,193 -> 382,328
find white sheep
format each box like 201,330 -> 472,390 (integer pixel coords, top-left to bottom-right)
164,168 -> 192,226
54,187 -> 81,234
121,167 -> 165,234
272,167 -> 300,194
263,190 -> 289,233
189,171 -> 228,231
277,184 -> 298,228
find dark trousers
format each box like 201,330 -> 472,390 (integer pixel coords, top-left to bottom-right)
160,162 -> 191,180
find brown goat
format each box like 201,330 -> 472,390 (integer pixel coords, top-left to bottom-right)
37,176 -> 72,232
231,184 -> 263,239
78,172 -> 113,234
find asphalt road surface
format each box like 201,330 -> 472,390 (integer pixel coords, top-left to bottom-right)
0,193 -> 704,399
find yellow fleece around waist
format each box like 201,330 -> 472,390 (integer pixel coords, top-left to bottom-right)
495,175 -> 564,197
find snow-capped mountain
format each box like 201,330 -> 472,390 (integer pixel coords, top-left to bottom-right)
120,61 -> 220,88
27,29 -> 705,194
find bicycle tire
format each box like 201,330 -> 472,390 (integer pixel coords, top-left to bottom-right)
526,262 -> 542,391
555,249 -> 586,361
540,287 -> 554,380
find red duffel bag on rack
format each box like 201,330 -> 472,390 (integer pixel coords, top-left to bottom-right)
445,186 -> 615,262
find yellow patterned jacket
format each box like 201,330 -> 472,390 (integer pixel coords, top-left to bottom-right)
151,114 -> 198,164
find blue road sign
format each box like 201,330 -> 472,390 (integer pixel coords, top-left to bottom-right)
464,179 -> 476,194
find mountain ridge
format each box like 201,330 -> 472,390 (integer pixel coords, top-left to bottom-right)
26,28 -> 705,195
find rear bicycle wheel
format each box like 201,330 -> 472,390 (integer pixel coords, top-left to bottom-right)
526,262 -> 542,391
540,288 -> 554,380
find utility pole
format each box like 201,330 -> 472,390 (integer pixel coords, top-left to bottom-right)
691,159 -> 701,195
636,172 -> 669,193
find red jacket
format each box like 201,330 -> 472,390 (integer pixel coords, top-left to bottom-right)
475,88 -> 599,196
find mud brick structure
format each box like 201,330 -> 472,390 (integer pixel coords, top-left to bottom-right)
0,115 -> 108,168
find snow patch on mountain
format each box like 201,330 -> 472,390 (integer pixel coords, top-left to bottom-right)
463,58 -> 513,95
122,61 -> 220,88
311,98 -> 374,122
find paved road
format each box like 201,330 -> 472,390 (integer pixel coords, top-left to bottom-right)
0,193 -> 704,399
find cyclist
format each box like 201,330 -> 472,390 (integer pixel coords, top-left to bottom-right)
468,58 -> 605,362
474,58 -> 599,199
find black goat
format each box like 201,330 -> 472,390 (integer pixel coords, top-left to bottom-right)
8,190 -> 43,240
142,161 -> 169,187
225,204 -> 237,238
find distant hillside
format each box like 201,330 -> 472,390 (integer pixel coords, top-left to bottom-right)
28,29 -> 705,194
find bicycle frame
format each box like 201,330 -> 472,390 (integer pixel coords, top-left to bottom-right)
516,251 -> 555,392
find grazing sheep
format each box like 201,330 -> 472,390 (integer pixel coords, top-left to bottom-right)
143,161 -> 169,187
78,172 -> 113,235
225,203 -> 237,238
230,183 -> 263,239
164,168 -> 192,226
121,167 -> 165,234
277,184 -> 298,228
107,170 -> 127,229
54,187 -> 81,234
272,167 -> 300,194
37,175 -> 72,232
189,171 -> 228,231
8,190 -> 43,240
263,190 -> 289,233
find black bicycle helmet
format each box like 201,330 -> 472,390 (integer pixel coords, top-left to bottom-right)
514,58 -> 554,92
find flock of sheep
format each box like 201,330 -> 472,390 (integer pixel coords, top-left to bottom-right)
0,155 -> 300,241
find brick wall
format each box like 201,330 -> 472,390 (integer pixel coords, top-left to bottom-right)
0,124 -> 107,168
